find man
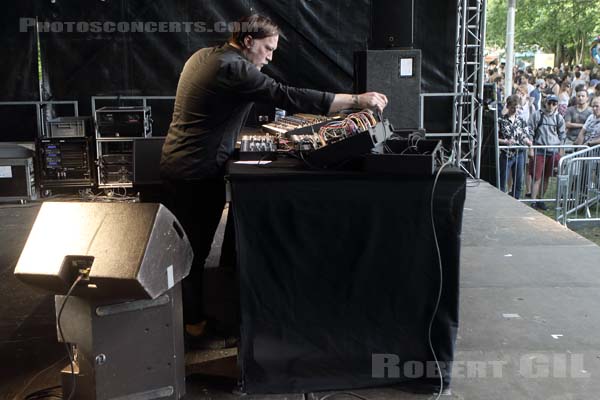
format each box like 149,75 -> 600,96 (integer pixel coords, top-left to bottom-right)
530,79 -> 545,110
529,95 -> 566,210
575,97 -> 600,146
570,71 -> 586,97
160,15 -> 388,348
494,75 -> 505,113
564,89 -> 592,144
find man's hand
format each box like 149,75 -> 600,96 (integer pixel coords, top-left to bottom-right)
356,92 -> 388,112
329,92 -> 389,114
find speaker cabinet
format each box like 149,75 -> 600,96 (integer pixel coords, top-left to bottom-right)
355,49 -> 422,131
370,0 -> 414,49
14,202 -> 193,300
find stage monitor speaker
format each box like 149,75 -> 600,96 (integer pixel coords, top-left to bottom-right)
14,202 -> 193,300
355,49 -> 422,131
370,0 -> 414,49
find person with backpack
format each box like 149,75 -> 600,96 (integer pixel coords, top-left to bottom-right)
528,95 -> 566,210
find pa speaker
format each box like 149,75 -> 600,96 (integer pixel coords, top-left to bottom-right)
370,0 -> 414,49
355,49 -> 422,130
14,202 -> 193,300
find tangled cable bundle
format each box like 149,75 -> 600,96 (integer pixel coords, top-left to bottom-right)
317,109 -> 378,144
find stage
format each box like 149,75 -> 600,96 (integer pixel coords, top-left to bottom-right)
1,181 -> 600,399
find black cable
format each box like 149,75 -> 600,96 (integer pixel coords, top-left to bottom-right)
427,160 -> 453,400
56,274 -> 85,400
318,391 -> 371,400
24,385 -> 62,400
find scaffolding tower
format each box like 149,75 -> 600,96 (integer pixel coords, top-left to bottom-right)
453,0 -> 487,178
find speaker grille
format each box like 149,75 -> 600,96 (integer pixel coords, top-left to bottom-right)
355,50 -> 422,130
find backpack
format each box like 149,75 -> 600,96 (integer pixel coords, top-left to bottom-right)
533,110 -> 560,141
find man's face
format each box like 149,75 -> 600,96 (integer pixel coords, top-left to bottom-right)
243,34 -> 279,70
576,91 -> 589,106
592,100 -> 600,118
547,78 -> 556,86
546,99 -> 558,112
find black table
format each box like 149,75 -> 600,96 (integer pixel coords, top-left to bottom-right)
228,158 -> 466,394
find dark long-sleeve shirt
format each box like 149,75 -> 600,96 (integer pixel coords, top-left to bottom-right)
160,43 -> 335,180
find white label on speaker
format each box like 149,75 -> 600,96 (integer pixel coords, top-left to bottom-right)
400,58 -> 413,77
166,265 -> 174,289
0,166 -> 12,178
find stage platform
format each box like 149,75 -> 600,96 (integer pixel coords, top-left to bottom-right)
1,181 -> 600,399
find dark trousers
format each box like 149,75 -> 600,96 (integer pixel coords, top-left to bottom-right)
162,178 -> 227,325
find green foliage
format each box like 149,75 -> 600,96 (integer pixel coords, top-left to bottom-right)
486,0 -> 600,65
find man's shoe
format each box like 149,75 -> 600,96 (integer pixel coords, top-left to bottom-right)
535,201 -> 548,211
184,330 -> 238,351
184,320 -> 238,351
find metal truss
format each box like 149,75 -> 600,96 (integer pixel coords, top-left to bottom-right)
453,0 -> 487,178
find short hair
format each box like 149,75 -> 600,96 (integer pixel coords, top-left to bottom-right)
506,95 -> 520,108
574,84 -> 587,94
575,71 -> 581,78
229,14 -> 279,48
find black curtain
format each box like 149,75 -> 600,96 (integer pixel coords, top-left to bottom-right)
2,0 -> 456,132
0,0 -> 39,101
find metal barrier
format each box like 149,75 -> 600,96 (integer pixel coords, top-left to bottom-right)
496,144 -> 587,207
555,145 -> 600,227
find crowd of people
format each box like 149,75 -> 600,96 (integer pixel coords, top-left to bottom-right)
486,62 -> 600,210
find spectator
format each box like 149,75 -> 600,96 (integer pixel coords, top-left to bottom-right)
517,84 -> 535,123
498,95 -> 532,199
564,89 -> 592,144
558,80 -> 571,116
544,74 -> 560,100
530,79 -> 545,110
575,97 -> 600,146
589,80 -> 599,102
529,95 -> 566,210
494,75 -> 505,113
571,71 -> 586,96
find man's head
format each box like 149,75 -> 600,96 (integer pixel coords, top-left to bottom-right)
545,94 -> 559,112
229,14 -> 279,70
575,89 -> 589,107
519,75 -> 529,85
536,78 -> 546,89
546,75 -> 557,86
592,97 -> 600,118
505,95 -> 520,115
493,75 -> 504,88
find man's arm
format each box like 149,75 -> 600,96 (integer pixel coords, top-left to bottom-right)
564,109 -> 584,130
328,93 -> 388,114
588,136 -> 600,146
574,128 -> 587,145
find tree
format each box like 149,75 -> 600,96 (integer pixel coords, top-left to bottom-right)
486,0 -> 600,66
